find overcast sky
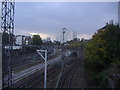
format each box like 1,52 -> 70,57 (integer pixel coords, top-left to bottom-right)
14,2 -> 118,41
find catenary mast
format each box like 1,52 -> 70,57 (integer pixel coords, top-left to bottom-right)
1,0 -> 15,88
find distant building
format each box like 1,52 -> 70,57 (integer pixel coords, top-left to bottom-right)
81,38 -> 90,42
15,35 -> 23,45
46,37 -> 51,42
42,37 -> 51,43
118,1 -> 120,26
72,31 -> 77,40
60,28 -> 67,43
15,35 -> 32,46
42,39 -> 46,43
25,36 -> 32,45
109,20 -> 114,25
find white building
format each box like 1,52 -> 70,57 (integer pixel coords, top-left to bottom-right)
15,35 -> 32,46
72,30 -> 77,40
46,37 -> 51,42
15,35 -> 24,45
60,29 -> 67,43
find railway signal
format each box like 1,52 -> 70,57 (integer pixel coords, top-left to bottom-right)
37,50 -> 47,88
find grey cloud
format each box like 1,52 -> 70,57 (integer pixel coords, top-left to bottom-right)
14,2 -> 118,40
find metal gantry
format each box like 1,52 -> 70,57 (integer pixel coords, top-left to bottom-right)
37,50 -> 47,88
1,0 -> 15,88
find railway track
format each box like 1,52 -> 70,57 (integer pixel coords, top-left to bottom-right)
34,59 -> 79,88
56,61 -> 79,89
11,65 -> 60,88
11,56 -> 79,88
31,67 -> 60,88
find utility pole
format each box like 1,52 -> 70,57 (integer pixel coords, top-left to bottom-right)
37,50 -> 47,88
1,0 -> 15,88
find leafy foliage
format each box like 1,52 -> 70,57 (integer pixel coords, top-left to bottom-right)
67,39 -> 81,49
85,24 -> 120,87
32,35 -> 42,45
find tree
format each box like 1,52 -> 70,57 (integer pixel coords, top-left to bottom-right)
68,39 -> 81,49
32,35 -> 42,45
85,24 -> 120,70
85,23 -> 120,87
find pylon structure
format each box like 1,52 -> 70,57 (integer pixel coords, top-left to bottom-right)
1,0 -> 15,88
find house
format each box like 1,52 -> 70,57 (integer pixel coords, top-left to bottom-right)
15,35 -> 32,46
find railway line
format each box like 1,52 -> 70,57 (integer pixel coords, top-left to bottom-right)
11,52 -> 80,89
30,66 -> 60,88
56,61 -> 79,89
12,65 -> 61,88
36,58 -> 80,88
32,66 -> 60,88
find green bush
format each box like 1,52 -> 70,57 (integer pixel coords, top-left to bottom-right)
85,24 -> 120,87
95,71 -> 110,87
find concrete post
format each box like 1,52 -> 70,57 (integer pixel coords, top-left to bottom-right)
37,50 -> 47,88
44,50 -> 47,88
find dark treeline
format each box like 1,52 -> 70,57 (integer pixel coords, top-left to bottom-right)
85,23 -> 120,87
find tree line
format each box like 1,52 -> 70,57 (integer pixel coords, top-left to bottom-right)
85,23 -> 120,87
2,34 -> 42,46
